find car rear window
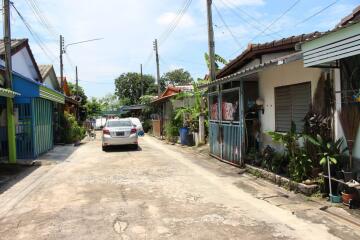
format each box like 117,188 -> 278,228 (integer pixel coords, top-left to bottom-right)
131,118 -> 141,126
106,120 -> 132,127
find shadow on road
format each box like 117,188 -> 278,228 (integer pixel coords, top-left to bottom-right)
103,145 -> 142,152
0,163 -> 39,194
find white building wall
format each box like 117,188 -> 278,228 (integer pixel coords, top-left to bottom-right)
12,48 -> 39,81
257,60 -> 322,148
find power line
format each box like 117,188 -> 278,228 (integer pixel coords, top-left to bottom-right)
229,0 -> 302,57
158,0 -> 193,46
252,1 -> 339,41
11,3 -> 58,63
213,3 -> 243,49
25,0 -> 58,40
219,0 -> 283,39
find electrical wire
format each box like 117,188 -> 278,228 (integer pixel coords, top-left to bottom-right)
25,0 -> 58,39
228,0 -> 302,57
264,1 -> 339,37
144,0 -> 193,69
213,3 -> 243,49
11,3 -> 58,63
219,0 -> 283,39
158,0 -> 193,46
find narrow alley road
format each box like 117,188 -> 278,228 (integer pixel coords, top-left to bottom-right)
0,135 -> 359,240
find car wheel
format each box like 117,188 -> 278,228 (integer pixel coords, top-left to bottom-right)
133,144 -> 138,150
102,145 -> 107,151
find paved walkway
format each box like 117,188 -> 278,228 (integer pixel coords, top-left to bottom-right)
0,135 -> 359,240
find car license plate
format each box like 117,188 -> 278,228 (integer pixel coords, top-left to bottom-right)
116,131 -> 124,136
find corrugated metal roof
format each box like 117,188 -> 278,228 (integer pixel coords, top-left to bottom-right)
199,52 -> 302,89
216,32 -> 319,79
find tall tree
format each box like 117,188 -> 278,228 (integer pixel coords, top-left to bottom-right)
68,82 -> 87,106
159,68 -> 193,91
99,93 -> 121,111
86,97 -> 102,117
115,72 -> 156,105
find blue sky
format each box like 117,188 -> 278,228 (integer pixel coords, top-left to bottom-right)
4,0 -> 360,98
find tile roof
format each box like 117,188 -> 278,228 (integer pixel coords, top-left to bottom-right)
38,64 -> 53,79
337,5 -> 360,28
216,32 -> 319,79
0,39 -> 27,56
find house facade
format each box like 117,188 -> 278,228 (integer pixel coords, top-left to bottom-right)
151,85 -> 194,138
201,33 -> 330,165
301,8 -> 360,172
0,39 -> 65,160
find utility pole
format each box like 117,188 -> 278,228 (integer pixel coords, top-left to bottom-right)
206,0 -> 216,81
75,66 -> 79,121
59,35 -> 64,91
153,39 -> 161,96
3,0 -> 16,163
140,63 -> 143,96
75,66 -> 78,98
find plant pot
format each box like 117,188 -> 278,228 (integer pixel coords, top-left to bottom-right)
342,192 -> 356,205
343,171 -> 354,182
330,194 -> 342,203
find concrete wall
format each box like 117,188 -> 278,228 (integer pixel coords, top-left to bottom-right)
257,60 -> 322,149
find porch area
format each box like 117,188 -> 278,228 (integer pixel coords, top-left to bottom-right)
205,73 -> 260,166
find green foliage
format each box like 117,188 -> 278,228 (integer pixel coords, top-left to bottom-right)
164,112 -> 182,143
289,150 -> 312,182
114,72 -> 157,105
267,122 -> 300,159
204,53 -> 228,74
267,122 -> 313,182
304,134 -> 347,166
98,94 -> 121,111
142,119 -> 152,133
159,69 -> 193,91
68,82 -> 87,106
173,84 -> 204,132
59,112 -> 86,144
86,97 -> 102,117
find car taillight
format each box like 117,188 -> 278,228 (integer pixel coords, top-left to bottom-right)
103,128 -> 110,135
130,128 -> 137,134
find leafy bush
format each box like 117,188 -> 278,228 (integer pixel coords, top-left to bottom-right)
59,112 -> 86,144
142,119 -> 152,133
267,122 -> 313,182
289,150 -> 312,182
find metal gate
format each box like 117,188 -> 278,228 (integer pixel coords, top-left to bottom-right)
32,98 -> 53,157
208,83 -> 245,166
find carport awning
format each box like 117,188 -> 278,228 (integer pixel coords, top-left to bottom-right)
302,21 -> 360,67
199,52 -> 301,89
0,87 -> 20,98
39,86 -> 65,104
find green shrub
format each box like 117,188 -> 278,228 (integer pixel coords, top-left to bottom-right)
59,112 -> 86,144
142,119 -> 152,133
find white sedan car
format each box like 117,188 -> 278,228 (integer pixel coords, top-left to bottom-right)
130,117 -> 144,136
102,118 -> 138,151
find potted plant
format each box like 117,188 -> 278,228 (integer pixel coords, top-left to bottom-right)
339,106 -> 360,181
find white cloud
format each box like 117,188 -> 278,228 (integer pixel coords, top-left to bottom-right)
157,12 -> 195,28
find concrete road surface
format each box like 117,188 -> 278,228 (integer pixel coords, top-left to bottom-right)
0,135 -> 359,240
